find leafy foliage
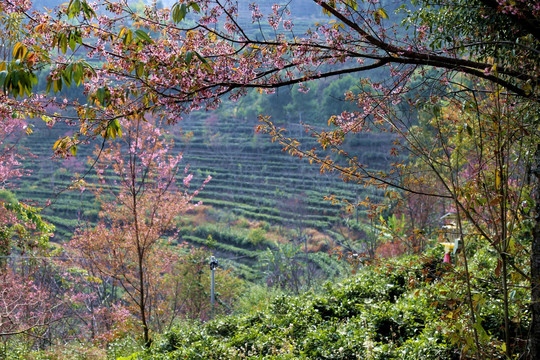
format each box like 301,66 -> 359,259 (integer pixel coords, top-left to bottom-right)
123,248 -> 528,359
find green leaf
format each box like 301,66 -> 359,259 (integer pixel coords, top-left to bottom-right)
116,354 -> 140,360
185,51 -> 193,64
472,321 -> 490,342
72,63 -> 83,86
136,62 -> 144,77
67,0 -> 81,19
135,29 -> 153,43
122,29 -> 133,45
188,1 -> 200,12
105,118 -> 122,139
377,8 -> 388,19
0,71 -> 7,89
195,51 -> 213,73
69,33 -> 77,51
12,42 -> 27,60
60,33 -> 68,54
172,3 -> 187,23
465,123 -> 473,136
62,70 -> 72,88
46,77 -> 52,93
195,51 -> 209,64
80,0 -> 96,18
62,64 -> 74,88
95,86 -> 110,105
53,78 -> 62,93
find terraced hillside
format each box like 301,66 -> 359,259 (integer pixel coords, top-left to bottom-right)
13,97 -> 394,281
18,112 -> 390,228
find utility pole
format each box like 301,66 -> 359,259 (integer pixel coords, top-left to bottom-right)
209,256 -> 218,318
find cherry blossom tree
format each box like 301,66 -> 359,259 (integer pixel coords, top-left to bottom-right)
1,0 -> 536,146
68,117 -> 210,346
0,71 -> 56,345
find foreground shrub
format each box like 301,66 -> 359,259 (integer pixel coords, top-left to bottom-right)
126,254 -> 465,359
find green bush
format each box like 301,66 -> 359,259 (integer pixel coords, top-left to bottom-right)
137,254 -> 463,360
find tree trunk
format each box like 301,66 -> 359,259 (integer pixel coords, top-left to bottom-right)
531,144 -> 540,359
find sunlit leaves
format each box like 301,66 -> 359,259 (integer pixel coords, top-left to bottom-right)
322,0 -> 358,16
376,8 -> 388,19
346,0 -> 358,11
135,61 -> 144,77
134,29 -> 153,44
46,60 -> 93,94
374,7 -> 388,25
3,201 -> 55,248
67,0 -> 96,20
89,86 -> 111,107
0,41 -> 40,97
171,2 -> 188,23
105,118 -> 122,139
12,42 -> 27,60
171,1 -> 200,23
0,63 -> 37,98
66,62 -> 87,87
118,26 -> 133,45
328,20 -> 345,30
53,136 -> 71,153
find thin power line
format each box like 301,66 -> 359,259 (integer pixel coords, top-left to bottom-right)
0,254 -> 257,262
0,255 -> 85,260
